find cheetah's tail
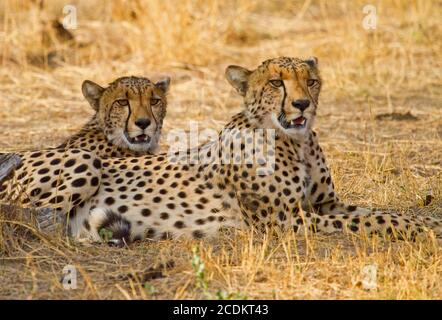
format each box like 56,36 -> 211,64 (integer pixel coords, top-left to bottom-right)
0,153 -> 22,183
88,208 -> 132,247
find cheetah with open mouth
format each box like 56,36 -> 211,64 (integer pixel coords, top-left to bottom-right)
2,57 -> 442,245
0,76 -> 170,229
65,76 -> 171,156
66,57 -> 441,245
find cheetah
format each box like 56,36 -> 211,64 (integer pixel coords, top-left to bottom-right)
0,76 -> 170,229
4,57 -> 442,245
61,56 -> 441,245
65,76 -> 171,157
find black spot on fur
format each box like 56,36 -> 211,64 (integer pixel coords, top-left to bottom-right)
72,177 -> 87,188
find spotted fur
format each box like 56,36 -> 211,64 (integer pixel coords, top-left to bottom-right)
63,56 -> 440,244
0,76 -> 170,220
3,58 -> 442,244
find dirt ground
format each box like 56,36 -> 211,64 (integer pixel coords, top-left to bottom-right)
0,0 -> 441,299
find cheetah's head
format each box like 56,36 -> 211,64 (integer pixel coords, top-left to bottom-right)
82,76 -> 170,153
225,56 -> 321,140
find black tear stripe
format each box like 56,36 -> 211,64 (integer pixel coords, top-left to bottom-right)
280,80 -> 287,115
150,103 -> 159,128
124,90 -> 132,134
303,70 -> 315,104
145,86 -> 159,128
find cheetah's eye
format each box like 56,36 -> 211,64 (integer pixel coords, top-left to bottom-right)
307,79 -> 318,87
269,80 -> 283,88
150,98 -> 160,105
117,99 -> 129,106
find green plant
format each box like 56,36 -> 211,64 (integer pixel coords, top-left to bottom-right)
99,228 -> 113,242
144,282 -> 156,296
191,246 -> 247,300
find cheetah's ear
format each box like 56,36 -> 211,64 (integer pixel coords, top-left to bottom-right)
82,80 -> 105,111
305,56 -> 318,68
225,65 -> 252,96
155,76 -> 171,94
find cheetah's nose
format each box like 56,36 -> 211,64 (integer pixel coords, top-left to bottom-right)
135,118 -> 151,130
292,99 -> 310,112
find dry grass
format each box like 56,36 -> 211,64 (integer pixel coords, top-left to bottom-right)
1,0 -> 441,299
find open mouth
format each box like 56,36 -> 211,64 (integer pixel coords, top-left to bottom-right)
125,133 -> 151,144
278,113 -> 307,129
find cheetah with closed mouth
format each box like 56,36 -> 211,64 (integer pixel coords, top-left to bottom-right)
58,56 -> 440,245
0,76 -> 170,229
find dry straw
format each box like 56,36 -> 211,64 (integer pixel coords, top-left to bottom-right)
0,0 -> 441,299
